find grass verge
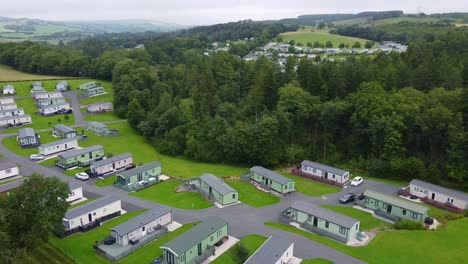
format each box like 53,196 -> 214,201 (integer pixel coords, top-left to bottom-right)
225,179 -> 280,207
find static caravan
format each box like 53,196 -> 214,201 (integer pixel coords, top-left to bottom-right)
409,179 -> 468,211
300,160 -> 350,184
38,138 -> 78,156
89,153 -> 133,177
0,97 -> 15,105
67,182 -> 83,203
0,103 -> 17,110
0,178 -> 24,197
18,128 -> 40,148
56,81 -> 68,92
0,115 -> 32,127
39,103 -> 71,116
53,124 -> 77,139
161,216 -> 228,264
0,162 -> 19,180
87,102 -> 113,113
0,108 -> 25,118
115,162 -> 162,187
87,121 -> 114,136
36,97 -> 66,107
79,81 -> 97,90
111,206 -> 172,246
198,173 -> 238,206
32,81 -> 42,88
282,201 -> 360,243
244,236 -> 294,264
30,86 -> 46,93
84,86 -> 105,97
249,166 -> 295,194
3,84 -> 15,95
56,145 -> 105,169
63,196 -> 121,231
33,91 -> 63,100
363,190 -> 429,222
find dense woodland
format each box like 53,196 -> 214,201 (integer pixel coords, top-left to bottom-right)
0,21 -> 467,190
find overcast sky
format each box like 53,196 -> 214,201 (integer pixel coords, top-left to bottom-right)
1,0 -> 467,25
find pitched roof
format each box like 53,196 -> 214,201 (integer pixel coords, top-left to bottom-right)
117,162 -> 161,179
54,124 -> 76,133
290,200 -> 359,229
0,115 -> 30,122
111,206 -> 172,236
0,178 -> 24,193
199,174 -> 237,196
89,102 -> 112,107
37,97 -> 65,103
65,196 -> 120,219
90,153 -> 132,168
87,121 -> 108,129
40,102 -> 70,109
3,84 -> 14,89
244,236 -> 293,264
0,162 -> 17,171
301,160 -> 348,176
39,138 -> 77,149
250,166 -> 293,185
68,182 -> 82,191
161,216 -> 227,256
0,103 -> 17,108
364,190 -> 429,214
18,128 -> 36,138
410,179 -> 468,201
0,108 -> 23,114
58,145 -> 103,159
87,86 -> 104,91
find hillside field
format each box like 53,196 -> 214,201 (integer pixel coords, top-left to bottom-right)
279,28 -> 369,47
0,65 -> 68,81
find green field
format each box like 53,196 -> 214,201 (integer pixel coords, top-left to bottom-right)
334,17 -> 370,26
279,28 -> 369,47
370,17 -> 442,26
211,234 -> 267,264
265,217 -> 468,264
130,180 -> 213,209
225,179 -> 280,207
0,64 -> 67,81
84,111 -> 122,122
322,205 -> 391,230
302,259 -> 334,264
51,210 -> 197,264
281,173 -> 341,196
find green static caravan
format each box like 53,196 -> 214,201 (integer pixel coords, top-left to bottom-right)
282,201 -> 360,244
79,81 -> 97,90
84,86 -> 105,97
36,97 -> 66,107
86,121 -> 111,136
198,174 -> 238,206
248,166 -> 295,194
161,216 -> 228,264
56,145 -> 105,169
53,124 -> 77,139
363,190 -> 429,222
116,161 -> 162,186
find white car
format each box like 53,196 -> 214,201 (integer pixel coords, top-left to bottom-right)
350,176 -> 364,186
75,172 -> 89,181
137,180 -> 148,185
30,154 -> 44,161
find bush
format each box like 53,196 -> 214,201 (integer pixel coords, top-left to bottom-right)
393,219 -> 425,230
232,243 -> 249,263
445,213 -> 463,220
464,210 -> 468,217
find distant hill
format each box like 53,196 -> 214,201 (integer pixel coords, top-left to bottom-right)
0,17 -> 187,42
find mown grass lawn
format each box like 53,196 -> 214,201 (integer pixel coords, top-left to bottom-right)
84,111 -> 123,122
51,209 -> 197,264
96,175 -> 117,187
69,198 -> 97,209
30,242 -> 75,264
211,234 -> 267,264
38,157 -> 58,167
265,217 -> 468,264
74,122 -> 247,179
279,28 -> 369,47
2,130 -> 57,156
130,180 -> 212,210
225,179 -> 280,207
281,173 -> 341,197
321,205 -> 390,230
302,258 -> 334,264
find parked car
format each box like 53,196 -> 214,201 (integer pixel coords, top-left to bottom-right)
358,193 -> 365,200
103,236 -> 116,245
137,180 -> 148,185
350,176 -> 364,186
75,172 -> 89,181
30,154 -> 44,161
339,193 -> 356,204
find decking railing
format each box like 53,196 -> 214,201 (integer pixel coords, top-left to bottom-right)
59,211 -> 121,238
420,197 -> 465,214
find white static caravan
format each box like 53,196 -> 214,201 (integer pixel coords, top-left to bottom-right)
38,138 -> 78,156
300,160 -> 350,184
0,162 -> 19,180
67,182 -> 83,203
409,179 -> 468,211
38,103 -> 71,116
111,206 -> 173,246
0,97 -> 15,105
0,108 -> 25,118
56,81 -> 68,92
87,102 -> 113,113
89,153 -> 133,176
63,196 -> 121,231
3,84 -> 15,95
0,115 -> 32,127
0,103 -> 18,111
33,91 -> 63,100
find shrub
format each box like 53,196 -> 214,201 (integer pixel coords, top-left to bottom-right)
464,210 -> 468,217
393,219 -> 425,230
444,213 -> 463,221
232,243 -> 249,263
